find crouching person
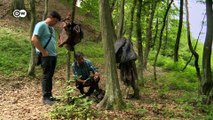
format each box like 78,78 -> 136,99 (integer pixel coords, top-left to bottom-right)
72,52 -> 103,97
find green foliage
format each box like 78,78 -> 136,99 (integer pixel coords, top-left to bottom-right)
80,0 -> 99,18
49,85 -> 97,119
159,71 -> 197,92
0,27 -> 31,75
49,97 -> 96,119
75,41 -> 104,64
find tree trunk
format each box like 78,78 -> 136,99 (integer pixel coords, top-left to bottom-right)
174,0 -> 183,62
12,0 -> 25,10
128,0 -> 137,40
27,0 -> 36,76
116,0 -> 125,39
201,0 -> 213,104
144,2 -> 157,69
163,16 -> 168,53
154,0 -> 173,80
110,0 -> 117,12
163,0 -> 169,52
185,0 -> 201,81
42,0 -> 49,20
182,14 -> 206,71
152,17 -> 159,50
97,0 -> 125,110
109,0 -> 118,43
136,0 -> 144,86
66,0 -> 77,103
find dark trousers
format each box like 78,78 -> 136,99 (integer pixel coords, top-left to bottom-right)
41,56 -> 57,99
76,77 -> 100,96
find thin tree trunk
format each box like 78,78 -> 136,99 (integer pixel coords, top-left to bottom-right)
201,0 -> 213,104
27,0 -> 36,76
12,0 -> 25,10
163,0 -> 169,52
185,0 -> 201,81
174,0 -> 183,62
154,0 -> 173,80
117,0 -> 125,39
128,0 -> 137,40
110,0 -> 117,12
136,0 -> 144,86
152,17 -> 159,50
110,0 -> 117,42
97,0 -> 125,110
42,0 -> 49,20
144,2 -> 157,69
66,0 -> 77,103
182,14 -> 206,71
163,16 -> 168,52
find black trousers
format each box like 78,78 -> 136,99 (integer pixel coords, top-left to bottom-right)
41,56 -> 57,99
76,77 -> 100,96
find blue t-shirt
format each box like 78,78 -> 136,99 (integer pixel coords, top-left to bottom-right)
72,59 -> 97,80
33,21 -> 57,56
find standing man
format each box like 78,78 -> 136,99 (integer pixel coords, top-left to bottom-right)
31,11 -> 61,105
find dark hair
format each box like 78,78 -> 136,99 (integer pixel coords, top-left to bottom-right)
75,52 -> 84,58
49,11 -> 61,21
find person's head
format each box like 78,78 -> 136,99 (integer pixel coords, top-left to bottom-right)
75,52 -> 84,65
46,11 -> 61,26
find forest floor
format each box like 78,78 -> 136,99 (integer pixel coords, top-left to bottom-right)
0,66 -> 204,120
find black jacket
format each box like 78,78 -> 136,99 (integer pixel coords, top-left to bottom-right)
114,38 -> 137,63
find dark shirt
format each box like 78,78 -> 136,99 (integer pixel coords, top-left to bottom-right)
72,59 -> 97,80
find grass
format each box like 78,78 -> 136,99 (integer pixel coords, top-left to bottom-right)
0,27 -> 104,75
0,27 -> 31,75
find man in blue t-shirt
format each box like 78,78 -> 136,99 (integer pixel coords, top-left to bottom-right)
72,52 -> 102,96
31,11 -> 61,105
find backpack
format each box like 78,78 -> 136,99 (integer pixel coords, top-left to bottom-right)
59,22 -> 83,51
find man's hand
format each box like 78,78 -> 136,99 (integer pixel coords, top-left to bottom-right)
94,72 -> 100,79
32,35 -> 48,56
42,50 -> 49,57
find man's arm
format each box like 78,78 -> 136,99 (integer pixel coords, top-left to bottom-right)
72,63 -> 86,84
87,60 -> 100,79
31,35 -> 48,57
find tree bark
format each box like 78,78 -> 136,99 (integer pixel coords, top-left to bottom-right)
163,0 -> 169,52
97,0 -> 125,110
12,0 -> 25,10
128,0 -> 137,40
174,0 -> 183,62
182,14 -> 206,71
110,0 -> 117,12
136,0 -> 144,86
42,0 -> 49,20
116,0 -> 125,39
152,17 -> 159,50
144,2 -> 157,69
185,0 -> 201,81
201,0 -> 213,104
27,0 -> 36,76
66,0 -> 77,103
154,0 -> 173,80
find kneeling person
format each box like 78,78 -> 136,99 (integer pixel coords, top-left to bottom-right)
72,52 -> 102,96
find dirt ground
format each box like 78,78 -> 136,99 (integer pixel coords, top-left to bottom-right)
0,71 -> 62,120
0,67 -> 108,120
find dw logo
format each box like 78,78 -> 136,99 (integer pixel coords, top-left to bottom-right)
13,9 -> 27,18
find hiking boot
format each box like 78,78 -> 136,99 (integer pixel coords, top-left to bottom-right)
43,98 -> 55,105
